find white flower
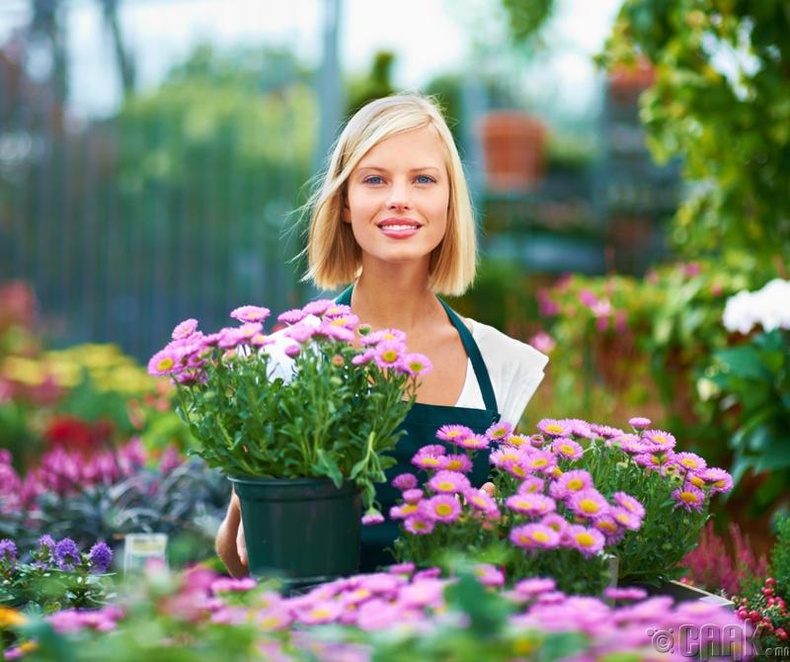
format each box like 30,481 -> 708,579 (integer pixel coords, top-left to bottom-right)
722,278 -> 790,334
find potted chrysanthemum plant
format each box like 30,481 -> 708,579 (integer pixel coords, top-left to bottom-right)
148,300 -> 430,584
383,416 -> 732,596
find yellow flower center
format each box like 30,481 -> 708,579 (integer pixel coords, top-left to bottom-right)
156,357 -> 175,372
531,531 -> 551,543
689,475 -> 704,487
579,499 -> 600,514
680,491 -> 700,504
567,478 -> 584,491
597,520 -> 617,533
437,481 -> 455,491
545,424 -> 564,434
529,458 -> 549,468
381,349 -> 399,364
681,458 -> 699,469
576,532 -> 596,547
435,503 -> 454,516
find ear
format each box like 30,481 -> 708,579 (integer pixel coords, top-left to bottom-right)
341,199 -> 351,224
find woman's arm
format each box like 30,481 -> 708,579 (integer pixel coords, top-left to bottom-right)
215,491 -> 249,578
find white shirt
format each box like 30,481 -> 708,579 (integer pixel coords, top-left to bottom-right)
457,318 -> 548,428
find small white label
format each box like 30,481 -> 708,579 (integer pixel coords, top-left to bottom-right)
123,533 -> 168,573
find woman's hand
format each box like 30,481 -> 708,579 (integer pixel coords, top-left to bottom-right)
480,481 -> 496,497
215,491 -> 249,577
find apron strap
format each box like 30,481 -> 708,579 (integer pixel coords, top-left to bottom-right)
438,299 -> 499,416
333,285 -> 499,418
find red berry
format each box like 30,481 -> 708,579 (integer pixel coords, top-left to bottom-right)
766,578 -> 776,587
776,628 -> 788,641
749,610 -> 761,622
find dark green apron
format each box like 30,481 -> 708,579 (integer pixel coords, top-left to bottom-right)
335,287 -> 501,572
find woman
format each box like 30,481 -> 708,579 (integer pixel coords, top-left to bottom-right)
216,93 -> 548,576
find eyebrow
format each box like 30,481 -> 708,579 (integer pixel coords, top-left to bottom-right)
354,165 -> 443,173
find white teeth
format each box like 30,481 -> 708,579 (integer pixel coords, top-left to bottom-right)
380,224 -> 418,231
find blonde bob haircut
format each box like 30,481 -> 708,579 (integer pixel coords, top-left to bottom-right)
302,93 -> 477,296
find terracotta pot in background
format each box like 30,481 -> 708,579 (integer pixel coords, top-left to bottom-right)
479,111 -> 548,192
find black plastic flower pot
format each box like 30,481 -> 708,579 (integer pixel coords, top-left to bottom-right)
228,475 -> 361,589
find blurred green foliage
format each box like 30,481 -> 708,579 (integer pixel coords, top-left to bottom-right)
599,0 -> 790,262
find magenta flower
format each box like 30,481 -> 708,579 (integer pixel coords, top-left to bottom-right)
510,523 -> 560,550
505,493 -> 557,517
672,484 -> 706,511
474,564 -> 506,588
360,328 -> 407,345
442,453 -> 473,474
171,318 -> 199,339
147,347 -> 180,376
402,489 -> 424,504
373,340 -> 406,369
230,305 -> 270,323
301,299 -> 336,316
404,514 -> 436,535
565,524 -> 605,556
640,429 -> 677,452
549,469 -> 593,500
462,488 -> 499,517
612,492 -> 645,518
673,452 -> 708,473
402,353 -> 432,376
485,420 -> 513,442
540,513 -> 569,535
426,470 -> 470,494
521,449 -> 558,475
628,416 -> 652,429
701,467 -> 734,494
611,507 -> 642,531
517,476 -> 545,494
392,473 -> 419,491
550,437 -> 584,460
567,489 -> 610,520
362,510 -> 386,526
420,494 -> 463,523
436,424 -> 475,443
537,418 -> 574,437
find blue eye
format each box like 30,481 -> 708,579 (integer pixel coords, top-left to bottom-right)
416,175 -> 435,184
363,175 -> 383,185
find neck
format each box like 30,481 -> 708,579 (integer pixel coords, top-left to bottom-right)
350,271 -> 443,333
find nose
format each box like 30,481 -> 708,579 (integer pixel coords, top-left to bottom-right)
386,179 -> 412,209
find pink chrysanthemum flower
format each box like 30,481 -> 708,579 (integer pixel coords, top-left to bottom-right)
510,523 -> 560,550
453,433 -> 489,450
537,418 -> 573,437
427,471 -> 471,494
517,476 -> 545,494
360,328 -> 407,345
551,437 -> 584,460
512,577 -> 556,596
298,600 -> 345,625
539,513 -> 568,535
564,418 -> 594,439
319,302 -> 352,319
284,323 -> 315,344
373,340 -> 405,369
505,493 -> 556,516
592,515 -> 623,543
442,454 -> 473,474
610,434 -> 648,454
301,299 -> 335,316
611,507 -> 642,531
604,586 -> 648,601
436,424 -> 475,443
317,323 -> 356,342
565,524 -> 605,556
489,447 -> 522,470
612,492 -> 645,518
628,416 -> 652,430
389,503 -> 419,520
391,473 -> 418,491
172,318 -> 199,340
672,485 -> 706,511
485,421 -> 513,442
673,452 -> 708,473
548,469 -> 593,500
147,348 -> 180,376
362,511 -> 385,526
277,307 -> 309,324
521,449 -> 557,475
231,305 -> 271,324
567,489 -> 610,520
590,423 -> 625,438
632,453 -> 666,469
411,445 -> 447,470
504,433 -> 531,448
640,429 -> 677,452
402,489 -> 424,504
701,467 -> 734,494
474,564 -> 505,588
462,488 -> 499,517
404,514 -> 436,535
402,353 -> 432,377
420,495 -> 462,523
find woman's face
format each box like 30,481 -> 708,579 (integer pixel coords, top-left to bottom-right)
344,125 -> 450,271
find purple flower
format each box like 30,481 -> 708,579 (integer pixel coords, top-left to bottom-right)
171,318 -> 199,340
549,469 -> 593,500
537,418 -> 574,437
402,353 -> 432,377
702,467 -> 734,494
362,511 -> 385,526
484,421 -> 513,442
564,524 -> 605,556
673,452 -> 708,473
426,471 -> 470,494
435,424 -> 475,444
612,492 -> 645,518
505,493 -> 556,517
640,429 -> 677,452
88,541 -> 113,573
672,484 -> 706,511
404,514 -> 436,535
510,523 -> 560,550
551,437 -> 584,460
35,535 -> 57,567
420,495 -> 462,523
567,489 -> 610,520
230,305 -> 271,323
391,473 -> 418,491
628,416 -> 652,429
442,454 -> 473,474
55,538 -> 82,571
0,539 -> 17,565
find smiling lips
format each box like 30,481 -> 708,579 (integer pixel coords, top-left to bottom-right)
377,218 -> 421,238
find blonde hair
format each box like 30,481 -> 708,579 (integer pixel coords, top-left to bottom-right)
302,93 -> 477,296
